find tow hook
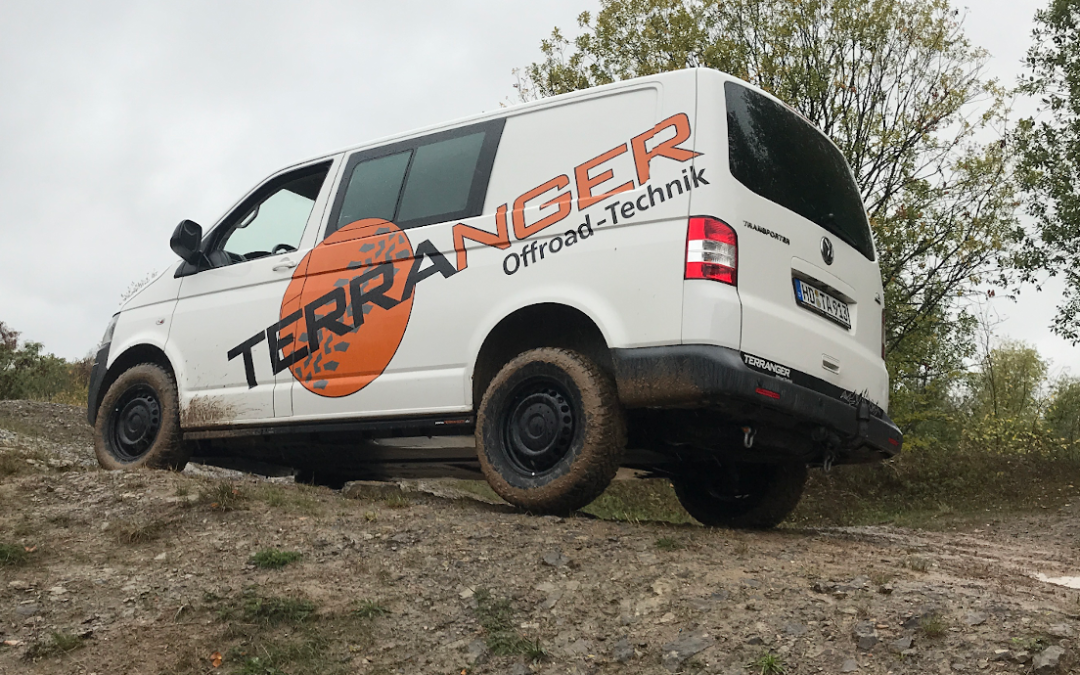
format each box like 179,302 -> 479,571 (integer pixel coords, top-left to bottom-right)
741,426 -> 756,449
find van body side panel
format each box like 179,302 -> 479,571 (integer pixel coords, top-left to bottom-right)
283,77 -> 697,421
463,77 -> 699,405
167,157 -> 341,426
689,70 -> 889,407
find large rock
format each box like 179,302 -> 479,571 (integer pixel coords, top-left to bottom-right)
660,631 -> 713,672
1033,646 -> 1065,673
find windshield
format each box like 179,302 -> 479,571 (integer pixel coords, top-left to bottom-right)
725,82 -> 874,260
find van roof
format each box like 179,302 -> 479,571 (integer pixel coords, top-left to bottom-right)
282,68 -> 713,173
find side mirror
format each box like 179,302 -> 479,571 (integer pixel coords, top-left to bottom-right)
170,220 -> 204,265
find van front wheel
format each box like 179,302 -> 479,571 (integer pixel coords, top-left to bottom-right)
94,363 -> 190,471
476,348 -> 625,514
672,462 -> 807,529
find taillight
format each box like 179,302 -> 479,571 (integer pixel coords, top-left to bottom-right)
685,216 -> 737,285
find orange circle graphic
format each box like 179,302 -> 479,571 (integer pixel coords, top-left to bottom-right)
279,219 -> 415,397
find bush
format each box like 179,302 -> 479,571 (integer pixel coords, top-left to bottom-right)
0,321 -> 92,405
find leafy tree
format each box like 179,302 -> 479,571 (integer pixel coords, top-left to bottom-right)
1045,376 -> 1080,444
521,0 -> 1025,432
1016,0 -> 1080,344
0,322 -> 75,402
967,341 -> 1048,421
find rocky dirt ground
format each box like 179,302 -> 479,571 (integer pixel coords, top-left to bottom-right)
0,401 -> 1078,675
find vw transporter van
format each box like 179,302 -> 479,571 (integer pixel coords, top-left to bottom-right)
87,69 -> 902,528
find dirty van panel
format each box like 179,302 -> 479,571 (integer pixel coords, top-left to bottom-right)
689,71 -> 888,408
477,73 -> 697,354
167,159 -> 339,425
288,121 -> 504,421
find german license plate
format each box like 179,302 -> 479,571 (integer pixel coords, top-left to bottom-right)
794,279 -> 851,329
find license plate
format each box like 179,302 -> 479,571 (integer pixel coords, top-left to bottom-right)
794,279 -> 851,329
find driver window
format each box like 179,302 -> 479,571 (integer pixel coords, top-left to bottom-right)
219,167 -> 329,263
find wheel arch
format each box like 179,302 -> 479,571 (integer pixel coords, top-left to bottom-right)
90,343 -> 176,425
469,302 -> 613,409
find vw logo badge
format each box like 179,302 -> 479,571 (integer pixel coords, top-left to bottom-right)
820,237 -> 834,265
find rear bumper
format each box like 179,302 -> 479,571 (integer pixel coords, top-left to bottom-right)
611,344 -> 901,461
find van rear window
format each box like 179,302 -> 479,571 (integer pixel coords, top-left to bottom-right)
725,82 -> 874,260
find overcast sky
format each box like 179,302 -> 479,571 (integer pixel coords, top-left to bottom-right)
0,0 -> 1075,375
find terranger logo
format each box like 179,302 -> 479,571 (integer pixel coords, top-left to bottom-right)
226,112 -> 708,398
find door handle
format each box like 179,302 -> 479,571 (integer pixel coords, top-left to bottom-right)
273,260 -> 298,272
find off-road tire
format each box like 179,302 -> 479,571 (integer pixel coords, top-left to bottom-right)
476,348 -> 625,514
672,462 -> 808,529
94,363 -> 190,471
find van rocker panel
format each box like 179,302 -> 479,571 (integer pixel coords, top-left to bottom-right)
611,344 -> 902,460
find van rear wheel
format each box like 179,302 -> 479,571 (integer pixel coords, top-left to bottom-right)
476,348 -> 625,514
672,462 -> 807,529
94,363 -> 190,471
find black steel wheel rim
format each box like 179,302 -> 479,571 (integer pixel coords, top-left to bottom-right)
108,384 -> 162,461
501,376 -> 576,475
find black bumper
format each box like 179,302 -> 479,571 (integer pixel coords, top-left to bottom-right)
611,344 -> 902,461
86,342 -> 110,426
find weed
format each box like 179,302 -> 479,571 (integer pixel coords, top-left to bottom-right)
115,516 -> 169,544
174,484 -> 190,497
242,594 -> 316,626
230,635 -> 329,674
1010,635 -> 1049,652
0,542 -> 28,566
215,590 -> 317,626
363,510 -> 377,522
352,600 -> 390,619
581,480 -> 693,524
751,650 -> 785,675
383,492 -> 411,509
23,631 -> 85,660
655,536 -> 683,551
205,480 -> 244,512
904,556 -> 931,572
919,613 -> 948,639
473,589 -> 543,660
250,549 -> 302,570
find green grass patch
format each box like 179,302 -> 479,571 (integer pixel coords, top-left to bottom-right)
23,631 -> 85,660
655,536 -> 683,551
213,590 -> 317,626
0,542 -> 29,566
473,588 -> 544,660
382,491 -> 411,509
352,599 -> 389,619
230,635 -> 329,675
750,649 -> 785,674
252,484 -> 323,516
204,479 -> 245,512
580,480 -> 694,524
250,549 -> 302,569
792,444 -> 1080,527
918,613 -> 948,639
240,594 -> 316,626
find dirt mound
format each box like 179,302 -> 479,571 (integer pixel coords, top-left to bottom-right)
0,405 -> 1078,674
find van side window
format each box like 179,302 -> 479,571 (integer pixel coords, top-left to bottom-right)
397,132 -> 485,222
335,151 -> 411,232
327,119 -> 505,236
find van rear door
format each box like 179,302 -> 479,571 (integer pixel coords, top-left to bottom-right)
691,72 -> 888,407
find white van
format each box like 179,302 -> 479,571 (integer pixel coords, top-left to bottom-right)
88,68 -> 902,528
